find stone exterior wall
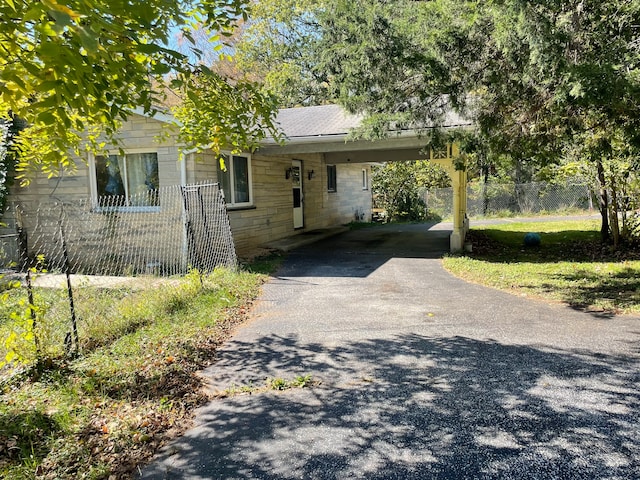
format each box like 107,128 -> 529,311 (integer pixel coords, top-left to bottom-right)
320,163 -> 372,226
186,151 -> 216,184
1,115 -> 182,267
3,114 -> 181,222
177,149 -> 372,256
1,114 -> 374,263
219,153 -> 372,256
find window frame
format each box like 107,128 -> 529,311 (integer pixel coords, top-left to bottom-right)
327,164 -> 337,193
217,152 -> 253,208
362,168 -> 368,190
89,149 -> 160,212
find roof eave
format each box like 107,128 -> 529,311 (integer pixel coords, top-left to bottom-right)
257,124 -> 473,155
131,106 -> 176,125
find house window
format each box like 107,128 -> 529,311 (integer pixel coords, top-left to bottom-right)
217,153 -> 252,207
362,169 -> 368,190
327,164 -> 337,192
93,152 -> 159,208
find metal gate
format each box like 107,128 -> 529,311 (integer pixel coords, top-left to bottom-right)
181,182 -> 237,272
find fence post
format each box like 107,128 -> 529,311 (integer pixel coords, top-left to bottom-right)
58,205 -> 79,357
15,208 -> 40,356
180,186 -> 195,273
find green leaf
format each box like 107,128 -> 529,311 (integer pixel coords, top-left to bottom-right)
38,40 -> 64,60
37,111 -> 57,125
136,43 -> 162,55
569,82 -> 584,98
22,60 -> 44,78
38,80 -> 61,92
198,64 -> 214,77
48,8 -> 73,30
77,26 -> 99,53
23,5 -> 46,22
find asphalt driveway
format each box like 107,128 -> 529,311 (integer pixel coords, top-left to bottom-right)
142,222 -> 640,479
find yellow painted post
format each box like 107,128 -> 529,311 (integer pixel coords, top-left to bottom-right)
431,144 -> 468,252
449,144 -> 467,252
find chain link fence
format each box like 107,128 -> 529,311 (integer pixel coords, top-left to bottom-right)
0,182 -> 237,365
423,180 -> 595,219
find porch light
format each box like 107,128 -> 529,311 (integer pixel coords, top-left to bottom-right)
307,170 -> 315,180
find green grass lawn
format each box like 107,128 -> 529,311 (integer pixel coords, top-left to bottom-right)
443,219 -> 640,315
0,267 -> 269,479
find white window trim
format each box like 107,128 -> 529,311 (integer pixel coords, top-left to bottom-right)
362,168 -> 368,190
88,149 -> 161,212
219,151 -> 253,208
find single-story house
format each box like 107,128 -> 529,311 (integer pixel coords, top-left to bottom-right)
1,104 -> 471,271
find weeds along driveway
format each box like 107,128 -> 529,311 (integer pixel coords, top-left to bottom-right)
142,222 -> 640,479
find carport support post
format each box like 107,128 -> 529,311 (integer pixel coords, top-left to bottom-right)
449,147 -> 468,253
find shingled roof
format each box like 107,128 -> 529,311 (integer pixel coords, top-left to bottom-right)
275,104 -> 363,139
138,102 -> 471,147
273,103 -> 471,141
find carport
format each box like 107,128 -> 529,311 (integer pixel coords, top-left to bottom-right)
259,104 -> 473,252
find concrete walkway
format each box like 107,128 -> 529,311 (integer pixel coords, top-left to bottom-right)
142,222 -> 640,479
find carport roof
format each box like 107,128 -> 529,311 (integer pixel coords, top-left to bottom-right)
259,104 -> 472,157
272,104 -> 471,142
135,102 -> 472,157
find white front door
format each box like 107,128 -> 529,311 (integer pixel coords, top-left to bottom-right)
291,160 -> 304,229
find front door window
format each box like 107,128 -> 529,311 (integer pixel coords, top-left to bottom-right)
292,160 -> 304,228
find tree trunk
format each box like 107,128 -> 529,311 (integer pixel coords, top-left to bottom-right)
596,158 -> 610,243
482,156 -> 489,216
620,181 -> 629,239
609,175 -> 620,249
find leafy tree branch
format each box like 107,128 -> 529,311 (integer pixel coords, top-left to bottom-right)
0,0 -> 279,181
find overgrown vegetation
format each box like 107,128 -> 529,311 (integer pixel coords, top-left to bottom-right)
0,268 -> 267,479
372,161 -> 450,222
443,220 -> 640,315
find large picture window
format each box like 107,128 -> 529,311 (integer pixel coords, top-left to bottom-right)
93,152 -> 159,208
217,153 -> 252,207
